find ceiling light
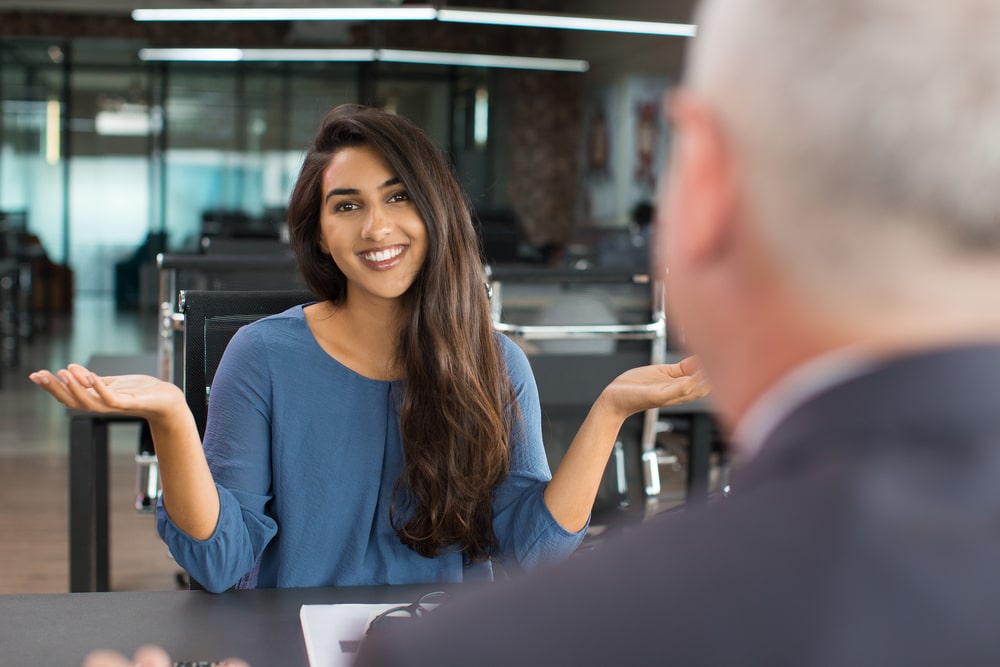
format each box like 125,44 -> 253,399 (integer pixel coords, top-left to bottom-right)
129,6 -> 696,38
437,9 -> 697,37
95,105 -> 163,137
138,48 -> 378,62
138,48 -> 245,62
132,7 -> 436,22
377,49 -> 588,72
136,47 -> 589,72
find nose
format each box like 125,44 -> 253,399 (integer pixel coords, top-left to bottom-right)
361,205 -> 393,242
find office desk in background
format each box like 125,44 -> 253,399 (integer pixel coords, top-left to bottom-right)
68,353 -> 158,593
0,584 -> 439,666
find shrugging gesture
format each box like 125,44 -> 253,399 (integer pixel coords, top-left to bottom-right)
30,105 -> 710,592
29,363 -> 219,540
544,355 -> 709,532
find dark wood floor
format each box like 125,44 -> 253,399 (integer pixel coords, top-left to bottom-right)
0,296 -> 180,594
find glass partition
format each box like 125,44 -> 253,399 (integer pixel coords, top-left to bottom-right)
0,40 -> 67,265
1,40 -> 512,298
69,64 -> 152,292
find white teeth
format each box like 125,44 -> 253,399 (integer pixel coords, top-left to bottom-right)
363,247 -> 404,262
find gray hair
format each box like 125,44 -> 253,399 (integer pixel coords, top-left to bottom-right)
687,0 -> 1000,301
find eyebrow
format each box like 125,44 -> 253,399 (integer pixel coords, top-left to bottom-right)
324,177 -> 401,204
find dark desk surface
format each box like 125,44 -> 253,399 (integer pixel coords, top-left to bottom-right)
0,585 -> 439,666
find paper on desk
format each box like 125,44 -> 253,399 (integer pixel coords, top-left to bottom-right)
300,603 -> 401,667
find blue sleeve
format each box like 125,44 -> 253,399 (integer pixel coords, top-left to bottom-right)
491,337 -> 587,572
156,324 -> 278,593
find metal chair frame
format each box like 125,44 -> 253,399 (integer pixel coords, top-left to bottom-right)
486,265 -> 673,509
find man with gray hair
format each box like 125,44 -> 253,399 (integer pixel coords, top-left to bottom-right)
358,0 -> 1000,664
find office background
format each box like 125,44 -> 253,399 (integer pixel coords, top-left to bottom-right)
1,0 -> 694,296
0,0 -> 703,595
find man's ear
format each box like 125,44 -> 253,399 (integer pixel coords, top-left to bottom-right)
665,91 -> 741,264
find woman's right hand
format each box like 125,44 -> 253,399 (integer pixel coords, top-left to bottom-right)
32,363 -> 221,539
29,364 -> 187,424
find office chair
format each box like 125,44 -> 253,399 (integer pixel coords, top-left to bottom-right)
159,289 -> 315,589
179,289 -> 316,439
487,265 -> 674,530
137,252 -> 306,512
157,252 -> 304,385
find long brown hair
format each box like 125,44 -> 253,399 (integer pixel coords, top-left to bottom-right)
287,104 -> 516,561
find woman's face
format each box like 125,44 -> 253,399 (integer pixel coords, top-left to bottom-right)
318,145 -> 428,305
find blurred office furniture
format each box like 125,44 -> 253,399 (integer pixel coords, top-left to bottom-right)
488,265 -> 686,515
156,249 -> 302,384
0,212 -> 27,366
140,248 -> 305,520
132,288 -> 313,589
66,353 -> 158,592
200,236 -> 291,255
114,231 -> 168,311
0,258 -> 16,386
475,206 -> 565,266
167,289 -> 315,589
1,211 -> 73,335
178,289 -> 315,439
559,224 -> 652,275
1,210 -> 55,376
199,208 -> 287,243
476,207 -> 522,265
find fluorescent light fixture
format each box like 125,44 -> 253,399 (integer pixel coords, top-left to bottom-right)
240,48 -> 379,62
138,48 -> 377,62
378,49 -> 588,72
46,99 -> 60,165
130,6 -> 696,38
95,105 -> 164,136
473,86 -> 489,147
132,6 -> 436,22
139,48 -> 244,62
138,47 -> 589,72
437,9 -> 696,37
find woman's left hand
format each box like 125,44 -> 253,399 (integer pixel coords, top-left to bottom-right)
597,355 -> 710,421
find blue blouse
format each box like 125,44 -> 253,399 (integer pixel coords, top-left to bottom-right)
157,305 -> 584,592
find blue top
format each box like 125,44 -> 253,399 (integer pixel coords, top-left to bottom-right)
157,305 -> 584,592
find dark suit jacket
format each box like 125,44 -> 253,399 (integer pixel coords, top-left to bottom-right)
357,345 -> 1000,666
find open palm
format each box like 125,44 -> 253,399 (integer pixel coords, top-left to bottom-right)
599,355 -> 710,419
29,364 -> 186,420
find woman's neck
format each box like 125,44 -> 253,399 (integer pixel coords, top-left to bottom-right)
306,294 -> 404,381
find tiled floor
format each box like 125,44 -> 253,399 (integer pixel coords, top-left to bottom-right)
0,296 -> 181,594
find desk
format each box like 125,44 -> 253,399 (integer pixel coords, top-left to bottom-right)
0,585 -> 439,666
68,353 -> 158,593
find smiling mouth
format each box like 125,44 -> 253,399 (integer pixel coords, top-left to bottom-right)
359,244 -> 407,266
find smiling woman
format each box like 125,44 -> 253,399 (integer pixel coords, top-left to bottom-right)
29,103 -> 708,593
317,145 -> 428,306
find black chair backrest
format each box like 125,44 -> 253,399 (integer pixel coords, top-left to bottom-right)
180,289 -> 316,439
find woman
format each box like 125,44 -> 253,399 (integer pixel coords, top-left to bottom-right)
30,105 -> 707,593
